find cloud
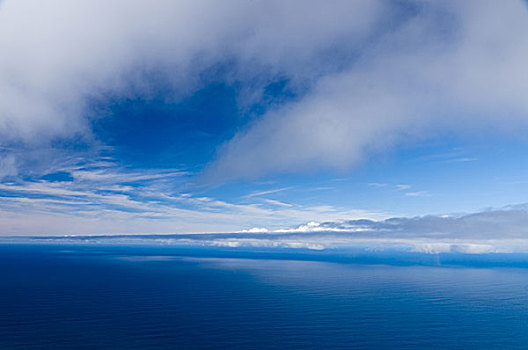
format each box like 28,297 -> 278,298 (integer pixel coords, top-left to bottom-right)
445,157 -> 477,163
0,154 -> 17,178
244,187 -> 294,198
261,199 -> 293,208
0,157 -> 385,235
2,1 -> 528,239
368,183 -> 387,188
0,0 -> 387,148
405,191 -> 429,197
3,1 -> 526,181
25,204 -> 528,254
317,209 -> 526,238
206,0 -> 528,180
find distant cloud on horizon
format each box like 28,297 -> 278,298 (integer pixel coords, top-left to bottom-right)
222,205 -> 528,253
14,204 -> 528,255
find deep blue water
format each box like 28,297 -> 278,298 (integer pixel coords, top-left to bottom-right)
1,244 -> 527,349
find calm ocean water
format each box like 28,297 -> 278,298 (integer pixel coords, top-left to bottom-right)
0,244 -> 527,349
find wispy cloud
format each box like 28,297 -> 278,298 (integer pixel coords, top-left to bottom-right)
405,191 -> 430,197
0,159 -> 384,235
244,187 -> 294,198
368,182 -> 387,188
444,157 -> 477,163
261,198 -> 293,208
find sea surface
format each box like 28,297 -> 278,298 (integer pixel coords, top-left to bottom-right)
0,244 -> 527,349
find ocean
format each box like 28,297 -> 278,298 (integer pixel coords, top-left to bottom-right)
0,244 -> 527,349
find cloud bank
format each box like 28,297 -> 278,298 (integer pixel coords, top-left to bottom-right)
24,205 -> 528,254
203,206 -> 528,253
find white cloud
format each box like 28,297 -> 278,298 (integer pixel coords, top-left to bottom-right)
0,154 -> 17,178
244,187 -> 294,198
206,0 -> 528,180
445,157 -> 477,163
0,159 -> 385,235
2,1 -> 528,238
0,0 -> 387,147
43,205 -> 528,254
2,1 -> 526,181
261,199 -> 293,208
368,183 -> 387,188
405,191 -> 429,197
238,227 -> 269,233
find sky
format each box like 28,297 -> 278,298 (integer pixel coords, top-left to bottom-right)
1,0 -> 528,250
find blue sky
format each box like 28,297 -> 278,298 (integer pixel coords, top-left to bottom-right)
1,0 -> 528,250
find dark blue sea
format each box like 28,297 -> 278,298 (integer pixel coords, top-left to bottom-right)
1,244 -> 527,349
